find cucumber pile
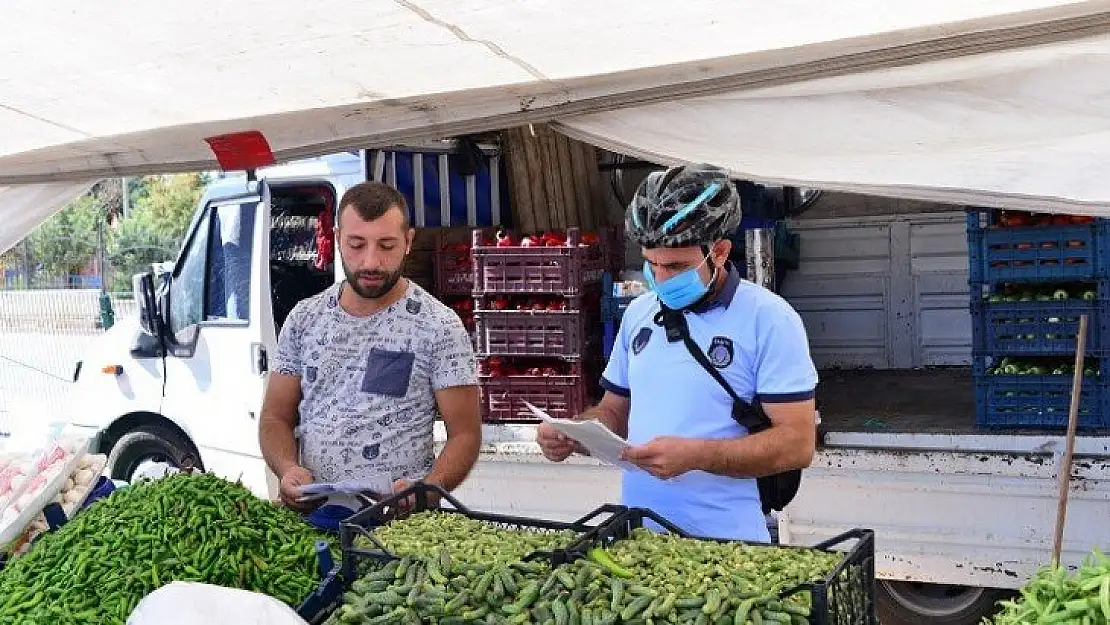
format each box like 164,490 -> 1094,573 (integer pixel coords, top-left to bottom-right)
332,512 -> 851,625
985,357 -> 1100,377
982,283 -> 1098,304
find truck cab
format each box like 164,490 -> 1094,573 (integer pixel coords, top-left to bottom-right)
66,153 -> 363,497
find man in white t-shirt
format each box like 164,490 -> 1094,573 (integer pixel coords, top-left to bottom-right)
259,182 -> 481,527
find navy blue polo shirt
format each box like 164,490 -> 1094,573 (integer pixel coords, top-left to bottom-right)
601,263 -> 818,541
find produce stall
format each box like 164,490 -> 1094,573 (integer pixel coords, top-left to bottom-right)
0,469 -> 878,625
0,472 -> 337,624
305,483 -> 876,625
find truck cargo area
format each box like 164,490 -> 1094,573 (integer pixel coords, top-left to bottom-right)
817,366 -> 1109,436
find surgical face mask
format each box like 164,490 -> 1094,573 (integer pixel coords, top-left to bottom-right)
644,253 -> 718,310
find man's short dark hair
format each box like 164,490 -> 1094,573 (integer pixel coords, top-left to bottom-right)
338,181 -> 409,228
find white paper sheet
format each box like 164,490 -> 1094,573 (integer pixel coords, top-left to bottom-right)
524,402 -> 644,473
296,475 -> 393,508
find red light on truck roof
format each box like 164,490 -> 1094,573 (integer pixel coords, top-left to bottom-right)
204,131 -> 276,171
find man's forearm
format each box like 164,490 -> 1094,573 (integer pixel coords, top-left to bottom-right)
580,403 -> 628,438
259,416 -> 300,478
425,428 -> 481,491
698,427 -> 813,479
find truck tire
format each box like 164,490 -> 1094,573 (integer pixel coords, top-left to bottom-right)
106,427 -> 201,482
877,580 -> 1010,625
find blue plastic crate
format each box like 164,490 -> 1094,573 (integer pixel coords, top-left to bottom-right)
970,298 -> 1109,356
600,271 -> 638,322
973,359 -> 1110,429
967,210 -> 1110,283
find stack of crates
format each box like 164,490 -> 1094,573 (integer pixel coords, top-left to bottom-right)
600,272 -> 642,362
471,228 -> 609,422
433,230 -> 488,343
968,208 -> 1110,429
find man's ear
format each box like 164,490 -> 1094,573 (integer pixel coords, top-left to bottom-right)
405,227 -> 416,255
713,238 -> 733,264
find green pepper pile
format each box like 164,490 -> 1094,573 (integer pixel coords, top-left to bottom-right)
332,515 -> 854,625
0,472 -> 334,624
986,549 -> 1110,625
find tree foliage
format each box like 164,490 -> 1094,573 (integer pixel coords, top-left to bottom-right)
3,173 -> 208,291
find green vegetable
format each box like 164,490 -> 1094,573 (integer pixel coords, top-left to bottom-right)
986,549 -> 1110,624
0,473 -> 333,624
587,547 -> 633,579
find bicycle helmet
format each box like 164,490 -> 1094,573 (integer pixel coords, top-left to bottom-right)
626,163 -> 741,248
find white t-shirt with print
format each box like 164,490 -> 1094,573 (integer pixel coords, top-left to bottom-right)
272,280 -> 478,485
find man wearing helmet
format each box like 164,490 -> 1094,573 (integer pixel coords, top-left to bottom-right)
536,164 -> 818,542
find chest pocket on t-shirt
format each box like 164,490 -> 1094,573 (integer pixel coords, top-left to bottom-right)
360,348 -> 415,397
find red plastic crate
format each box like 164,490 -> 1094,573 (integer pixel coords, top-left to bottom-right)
475,309 -> 597,357
480,374 -> 589,423
471,228 -> 607,295
434,248 -> 473,295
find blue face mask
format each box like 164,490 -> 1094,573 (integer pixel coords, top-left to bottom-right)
644,253 -> 718,310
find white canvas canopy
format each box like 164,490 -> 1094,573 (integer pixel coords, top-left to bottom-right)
3,0 -> 1110,252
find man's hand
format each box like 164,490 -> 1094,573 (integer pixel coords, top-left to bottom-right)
278,465 -> 316,512
537,423 -> 580,462
390,478 -> 441,517
622,437 -> 701,480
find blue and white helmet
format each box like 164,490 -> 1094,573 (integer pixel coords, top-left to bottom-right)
625,164 -> 741,248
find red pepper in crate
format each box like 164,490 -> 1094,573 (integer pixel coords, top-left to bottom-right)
546,299 -> 567,311
491,297 -> 511,311
580,232 -> 600,246
541,366 -> 559,376
520,234 -> 542,247
495,230 -> 517,247
537,231 -> 564,247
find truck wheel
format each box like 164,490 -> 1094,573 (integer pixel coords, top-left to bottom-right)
106,427 -> 200,482
877,580 -> 1009,625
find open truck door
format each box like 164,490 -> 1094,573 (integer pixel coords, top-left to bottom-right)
157,180 -> 276,498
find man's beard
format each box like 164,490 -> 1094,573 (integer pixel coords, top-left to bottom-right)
343,262 -> 405,299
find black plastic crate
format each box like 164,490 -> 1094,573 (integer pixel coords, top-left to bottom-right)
340,483 -> 622,575
565,508 -> 876,625
297,483 -> 625,623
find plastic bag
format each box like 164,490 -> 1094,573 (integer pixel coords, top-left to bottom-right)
127,582 -> 309,625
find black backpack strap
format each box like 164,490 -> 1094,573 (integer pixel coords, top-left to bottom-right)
656,306 -> 772,433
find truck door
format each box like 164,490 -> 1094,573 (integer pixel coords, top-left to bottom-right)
159,182 -> 274,497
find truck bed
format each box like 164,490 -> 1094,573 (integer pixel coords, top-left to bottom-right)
817,367 -> 979,434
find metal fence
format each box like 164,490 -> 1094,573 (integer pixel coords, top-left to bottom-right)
0,234 -> 175,432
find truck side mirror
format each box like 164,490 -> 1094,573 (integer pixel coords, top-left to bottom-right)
132,271 -> 162,337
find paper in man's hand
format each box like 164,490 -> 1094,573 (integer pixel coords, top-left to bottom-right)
524,402 -> 644,473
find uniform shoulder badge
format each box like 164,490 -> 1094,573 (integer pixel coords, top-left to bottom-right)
632,327 -> 653,355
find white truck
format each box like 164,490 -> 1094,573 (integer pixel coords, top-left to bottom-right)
65,148 -> 1110,625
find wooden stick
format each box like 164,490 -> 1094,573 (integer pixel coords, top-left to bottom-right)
1053,313 -> 1088,566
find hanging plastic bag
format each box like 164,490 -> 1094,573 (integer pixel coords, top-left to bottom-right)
126,581 -> 309,625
